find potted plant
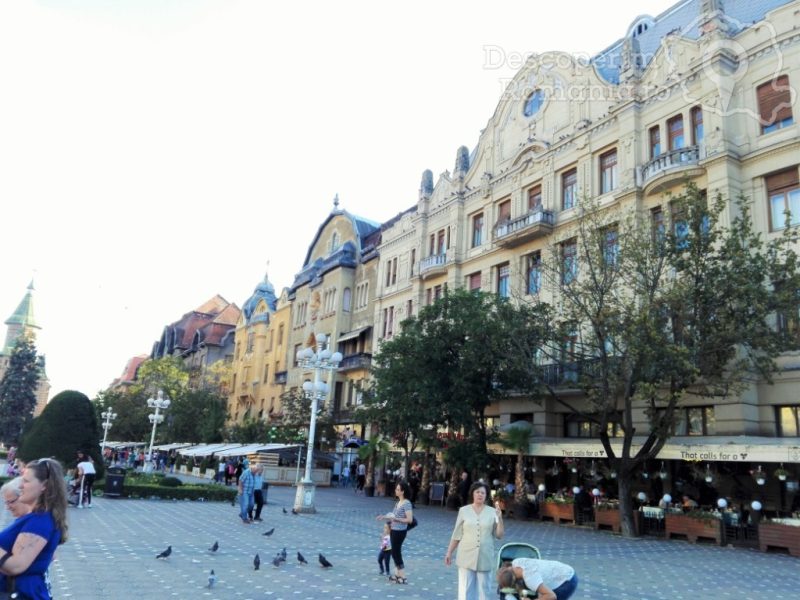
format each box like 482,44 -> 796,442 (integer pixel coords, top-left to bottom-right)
665,509 -> 723,544
539,496 -> 576,524
774,465 -> 789,482
759,518 -> 800,557
594,500 -> 623,533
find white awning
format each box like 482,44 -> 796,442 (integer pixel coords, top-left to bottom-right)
153,443 -> 193,451
102,441 -> 146,450
338,326 -> 372,343
178,443 -> 244,457
215,443 -> 302,458
514,436 -> 800,464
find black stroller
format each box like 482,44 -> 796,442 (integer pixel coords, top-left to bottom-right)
496,542 -> 541,599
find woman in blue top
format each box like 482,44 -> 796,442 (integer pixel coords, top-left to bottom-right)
0,458 -> 68,600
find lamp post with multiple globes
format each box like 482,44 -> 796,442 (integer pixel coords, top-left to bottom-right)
100,407 -> 118,458
144,390 -> 170,473
293,333 -> 342,513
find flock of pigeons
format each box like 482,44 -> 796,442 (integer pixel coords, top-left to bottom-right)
153,507 -> 333,589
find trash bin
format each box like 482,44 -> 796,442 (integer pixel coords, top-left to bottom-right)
261,481 -> 269,505
104,466 -> 127,498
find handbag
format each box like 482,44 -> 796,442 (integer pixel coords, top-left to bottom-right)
407,515 -> 418,531
0,576 -> 29,600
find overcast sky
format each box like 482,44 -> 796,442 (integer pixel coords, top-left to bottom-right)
0,0 -> 679,400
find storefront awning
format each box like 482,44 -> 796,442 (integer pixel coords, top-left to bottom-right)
215,443 -> 301,458
517,436 -> 800,464
338,326 -> 372,343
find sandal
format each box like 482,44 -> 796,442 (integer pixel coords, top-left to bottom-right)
395,577 -> 408,584
388,575 -> 398,583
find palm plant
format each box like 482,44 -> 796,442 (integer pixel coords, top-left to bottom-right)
500,423 -> 533,506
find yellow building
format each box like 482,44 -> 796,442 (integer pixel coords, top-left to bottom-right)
286,197 -> 381,442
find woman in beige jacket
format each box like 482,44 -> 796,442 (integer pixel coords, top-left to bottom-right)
445,481 -> 505,600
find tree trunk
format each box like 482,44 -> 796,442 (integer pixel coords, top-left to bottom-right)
617,470 -> 637,538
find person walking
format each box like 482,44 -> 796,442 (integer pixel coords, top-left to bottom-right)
496,558 -> 578,600
237,463 -> 256,524
445,482 -> 505,600
377,480 -> 413,584
76,454 -> 96,508
249,465 -> 266,522
0,458 -> 69,600
356,461 -> 366,494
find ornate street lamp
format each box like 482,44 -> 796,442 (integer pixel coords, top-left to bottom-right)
100,407 -> 118,457
144,390 -> 170,473
293,333 -> 342,513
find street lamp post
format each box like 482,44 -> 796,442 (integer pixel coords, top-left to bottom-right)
294,333 -> 342,513
144,390 -> 170,473
100,407 -> 117,459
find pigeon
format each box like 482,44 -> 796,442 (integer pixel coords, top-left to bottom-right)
272,556 -> 282,568
262,528 -> 275,537
156,545 -> 172,559
318,553 -> 333,568
207,570 -> 217,589
297,551 -> 308,565
209,541 -> 219,553
282,507 -> 288,514
291,508 -> 298,515
254,553 -> 261,571
279,547 -> 287,562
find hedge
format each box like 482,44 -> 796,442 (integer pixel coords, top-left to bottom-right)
107,482 -> 236,502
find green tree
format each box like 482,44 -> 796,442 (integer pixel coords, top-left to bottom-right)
0,336 -> 41,446
166,388 -> 227,443
94,388 -> 150,442
533,185 -> 800,537
280,388 -> 337,450
499,423 -> 534,506
18,390 -> 103,477
372,289 -> 553,479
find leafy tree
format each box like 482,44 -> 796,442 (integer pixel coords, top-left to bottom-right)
280,388 -> 337,450
18,390 -> 103,477
499,423 -> 534,506
128,356 -> 189,402
166,388 -> 227,443
0,336 -> 41,446
94,388 -> 150,442
532,185 -> 800,537
371,289 -> 553,483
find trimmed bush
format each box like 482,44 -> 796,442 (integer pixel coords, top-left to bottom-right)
120,482 -> 236,502
158,476 -> 183,487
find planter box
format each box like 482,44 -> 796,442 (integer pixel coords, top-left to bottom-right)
665,513 -> 722,544
540,502 -> 576,524
594,508 -> 641,535
759,522 -> 800,557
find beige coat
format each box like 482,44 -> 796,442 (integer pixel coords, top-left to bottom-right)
450,504 -> 499,571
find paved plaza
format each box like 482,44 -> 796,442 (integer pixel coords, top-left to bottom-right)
4,484 -> 799,599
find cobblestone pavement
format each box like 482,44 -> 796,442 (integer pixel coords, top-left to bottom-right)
4,484 -> 798,599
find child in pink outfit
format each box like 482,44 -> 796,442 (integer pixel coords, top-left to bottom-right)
377,522 -> 392,576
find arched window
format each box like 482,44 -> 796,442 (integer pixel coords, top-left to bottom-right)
523,89 -> 544,117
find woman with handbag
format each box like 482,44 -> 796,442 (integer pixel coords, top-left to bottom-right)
0,458 -> 69,600
376,480 -> 413,584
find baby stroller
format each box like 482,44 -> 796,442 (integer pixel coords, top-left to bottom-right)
67,475 -> 85,507
496,542 -> 541,599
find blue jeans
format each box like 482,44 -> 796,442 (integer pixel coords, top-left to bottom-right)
554,574 -> 578,600
239,492 -> 254,521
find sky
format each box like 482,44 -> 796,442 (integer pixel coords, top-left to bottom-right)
0,0 -> 679,400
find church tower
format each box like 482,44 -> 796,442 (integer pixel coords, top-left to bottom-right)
0,281 -> 51,415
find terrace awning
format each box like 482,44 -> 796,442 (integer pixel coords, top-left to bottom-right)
338,326 -> 371,343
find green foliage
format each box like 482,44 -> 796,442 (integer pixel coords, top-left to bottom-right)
0,336 -> 41,445
158,476 -> 183,487
500,425 -> 534,505
94,389 -> 150,442
18,390 -> 104,478
371,289 -> 552,467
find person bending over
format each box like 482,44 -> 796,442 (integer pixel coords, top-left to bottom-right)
496,558 -> 578,600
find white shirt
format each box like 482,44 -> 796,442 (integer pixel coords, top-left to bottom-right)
77,460 -> 96,476
512,558 -> 574,592
357,464 -> 366,476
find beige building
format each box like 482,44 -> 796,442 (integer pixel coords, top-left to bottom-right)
369,0 -> 800,504
285,197 -> 382,442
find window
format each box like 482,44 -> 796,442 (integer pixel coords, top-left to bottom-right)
497,199 -> 511,224
330,231 -> 340,252
600,149 -> 617,194
651,207 -> 665,245
562,168 -> 577,210
468,272 -> 482,292
246,332 -> 254,353
690,106 -> 703,145
263,364 -> 269,383
342,287 -> 352,312
278,324 -> 284,346
603,226 -> 619,268
758,75 -> 793,134
434,285 -> 443,302
293,344 -> 303,366
523,89 -> 544,117
496,263 -> 510,298
767,168 -> 800,231
775,282 -> 800,345
410,248 -> 416,276
437,230 -> 446,255
391,257 -> 398,285
565,414 -> 623,438
528,185 -> 542,211
429,234 -> 435,255
776,405 -> 800,437
671,202 -> 689,250
674,406 -> 715,436
667,114 -> 684,150
561,239 -> 577,284
406,299 -> 413,318
526,252 -> 541,295
649,125 -> 661,158
426,288 -> 433,305
472,213 -> 484,247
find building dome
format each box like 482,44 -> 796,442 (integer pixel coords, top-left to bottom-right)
242,273 -> 277,322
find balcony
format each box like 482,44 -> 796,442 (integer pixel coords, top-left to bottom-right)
539,359 -> 603,388
274,370 -> 288,385
639,145 -> 704,195
332,408 -> 359,424
419,253 -> 449,279
494,209 -> 555,248
339,352 -> 372,372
